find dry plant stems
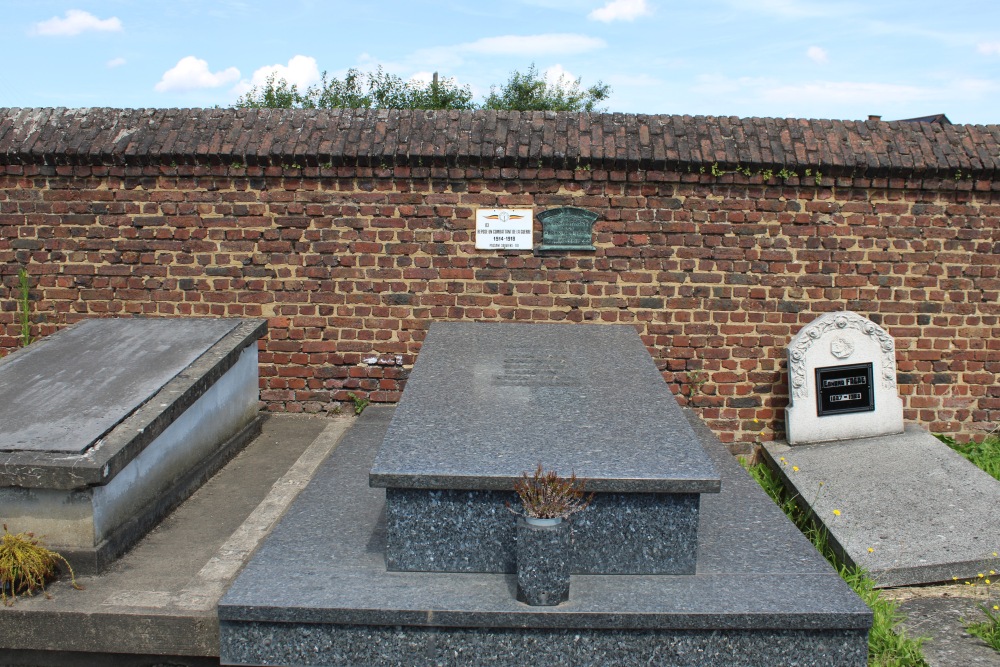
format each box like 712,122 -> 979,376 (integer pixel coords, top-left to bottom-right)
511,464 -> 594,520
0,525 -> 81,605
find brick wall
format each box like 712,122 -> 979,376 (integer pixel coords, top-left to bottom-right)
1,108 -> 998,452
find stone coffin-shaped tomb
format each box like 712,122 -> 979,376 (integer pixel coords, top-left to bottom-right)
220,322 -> 872,666
0,317 -> 266,572
369,322 -> 722,575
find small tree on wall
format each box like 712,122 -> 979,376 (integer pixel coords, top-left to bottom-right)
234,63 -> 610,112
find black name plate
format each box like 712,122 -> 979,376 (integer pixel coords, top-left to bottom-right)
815,363 -> 874,417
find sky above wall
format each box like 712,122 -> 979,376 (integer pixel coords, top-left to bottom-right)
3,0 -> 999,124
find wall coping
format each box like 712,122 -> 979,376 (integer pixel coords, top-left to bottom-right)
2,107 -> 998,178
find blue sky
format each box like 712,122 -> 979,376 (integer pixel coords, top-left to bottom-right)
3,0 -> 999,124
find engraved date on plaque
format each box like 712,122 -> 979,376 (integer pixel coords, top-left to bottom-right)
815,363 -> 875,417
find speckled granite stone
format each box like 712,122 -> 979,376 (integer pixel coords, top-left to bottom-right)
219,406 -> 871,666
219,622 -> 868,666
369,323 -> 721,494
385,488 -> 699,574
516,518 -> 571,606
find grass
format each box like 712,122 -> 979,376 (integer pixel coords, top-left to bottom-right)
954,561 -> 1000,654
935,433 -> 1000,482
741,456 -> 928,666
0,525 -> 81,605
17,267 -> 33,347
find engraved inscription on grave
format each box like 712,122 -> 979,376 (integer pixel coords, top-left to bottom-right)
493,355 -> 581,387
815,363 -> 874,417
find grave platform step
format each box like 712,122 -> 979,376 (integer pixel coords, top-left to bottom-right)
219,406 -> 871,667
764,426 -> 1000,587
0,317 -> 266,572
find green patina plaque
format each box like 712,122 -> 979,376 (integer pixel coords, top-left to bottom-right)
537,207 -> 598,251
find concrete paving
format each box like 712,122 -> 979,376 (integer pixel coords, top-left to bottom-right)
891,589 -> 1000,666
0,413 -> 352,666
764,424 -> 1000,587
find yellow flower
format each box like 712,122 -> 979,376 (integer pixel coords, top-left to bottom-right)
991,570 -> 996,576
753,418 -> 759,424
792,466 -> 799,472
868,547 -> 875,553
832,509 -> 841,516
994,605 -> 999,611
953,576 -> 959,581
986,579 -> 991,584
979,573 -> 985,578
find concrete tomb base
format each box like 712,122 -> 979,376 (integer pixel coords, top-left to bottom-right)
219,406 -> 871,666
0,317 -> 266,572
765,425 -> 1000,587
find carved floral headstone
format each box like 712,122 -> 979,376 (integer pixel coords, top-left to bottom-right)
785,311 -> 904,445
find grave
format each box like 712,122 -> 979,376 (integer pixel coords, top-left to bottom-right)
0,317 -> 266,572
785,310 -> 903,445
766,311 -> 1000,586
220,322 -> 871,666
369,323 -> 721,575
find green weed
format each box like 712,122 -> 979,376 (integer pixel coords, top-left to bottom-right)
346,392 -> 370,415
954,559 -> 1000,654
741,458 -> 928,666
935,433 -> 1000,482
16,268 -> 33,347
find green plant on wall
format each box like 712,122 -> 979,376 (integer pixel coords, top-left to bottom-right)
346,392 -> 370,415
16,268 -> 33,347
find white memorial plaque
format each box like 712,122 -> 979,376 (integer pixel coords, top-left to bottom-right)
475,209 -> 533,250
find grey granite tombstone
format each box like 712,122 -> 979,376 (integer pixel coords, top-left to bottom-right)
368,322 -> 721,575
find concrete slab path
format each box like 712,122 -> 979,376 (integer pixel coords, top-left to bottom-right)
0,413 -> 352,666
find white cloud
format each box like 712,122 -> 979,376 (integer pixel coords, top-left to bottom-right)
977,42 -> 1000,55
155,56 -> 240,93
589,0 -> 651,22
107,57 -> 126,68
232,55 -> 322,95
807,46 -> 828,64
543,64 -> 576,84
460,33 -> 606,56
34,10 -> 122,36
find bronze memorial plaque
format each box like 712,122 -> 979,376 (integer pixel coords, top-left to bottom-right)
537,206 -> 597,251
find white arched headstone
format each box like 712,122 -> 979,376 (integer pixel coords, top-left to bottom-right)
785,311 -> 904,445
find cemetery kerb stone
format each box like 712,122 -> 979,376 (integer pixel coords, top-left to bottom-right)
785,310 -> 904,445
219,322 -> 871,666
0,317 -> 266,572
